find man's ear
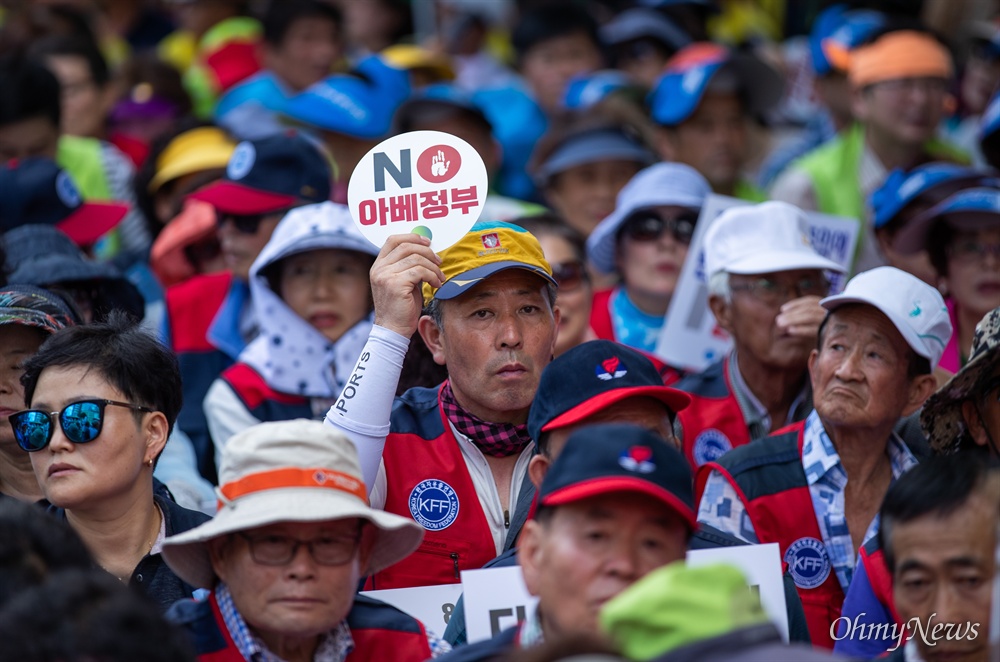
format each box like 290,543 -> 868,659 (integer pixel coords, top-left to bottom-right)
708,294 -> 733,335
528,454 -> 551,490
208,537 -> 232,583
902,374 -> 939,418
850,86 -> 869,124
417,315 -> 447,366
517,519 -> 545,596
961,400 -> 991,448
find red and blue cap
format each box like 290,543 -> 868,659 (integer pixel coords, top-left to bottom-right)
0,158 -> 127,247
871,163 -> 999,230
649,42 -> 783,126
536,422 -> 697,531
188,132 -> 331,215
527,339 -> 691,443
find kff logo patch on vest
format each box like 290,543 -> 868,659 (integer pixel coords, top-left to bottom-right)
408,479 -> 460,531
784,537 -> 831,589
692,428 -> 732,466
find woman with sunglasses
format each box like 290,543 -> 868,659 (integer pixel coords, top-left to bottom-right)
203,202 -> 379,459
586,163 -> 711,378
894,187 -> 1000,372
12,312 -> 209,610
515,214 -> 597,356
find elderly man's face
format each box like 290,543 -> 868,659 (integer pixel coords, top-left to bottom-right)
809,305 -> 935,430
209,519 -> 373,650
519,492 -> 689,640
890,490 -> 997,662
420,270 -> 559,423
713,269 -> 828,371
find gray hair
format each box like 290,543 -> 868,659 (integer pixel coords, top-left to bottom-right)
707,271 -> 731,303
422,280 -> 559,329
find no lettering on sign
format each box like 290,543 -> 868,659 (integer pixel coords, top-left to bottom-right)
347,130 -> 489,251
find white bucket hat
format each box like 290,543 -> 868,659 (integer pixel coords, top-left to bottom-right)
161,420 -> 424,589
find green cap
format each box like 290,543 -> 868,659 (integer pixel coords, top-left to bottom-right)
599,562 -> 768,661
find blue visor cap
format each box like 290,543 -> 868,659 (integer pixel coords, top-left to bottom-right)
649,44 -> 783,126
895,187 -> 1000,254
533,128 -> 656,187
283,56 -> 411,139
872,163 -> 999,229
810,7 -> 886,76
563,70 -> 632,111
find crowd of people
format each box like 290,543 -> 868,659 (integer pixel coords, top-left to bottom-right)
1,0 -> 1000,661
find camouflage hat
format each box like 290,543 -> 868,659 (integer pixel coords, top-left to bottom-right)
0,285 -> 78,334
921,306 -> 1000,453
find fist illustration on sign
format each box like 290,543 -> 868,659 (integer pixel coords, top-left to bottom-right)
431,150 -> 450,177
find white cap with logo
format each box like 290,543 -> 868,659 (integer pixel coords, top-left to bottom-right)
703,201 -> 844,279
820,266 -> 952,370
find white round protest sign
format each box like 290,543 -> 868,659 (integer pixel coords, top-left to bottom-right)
347,130 -> 488,251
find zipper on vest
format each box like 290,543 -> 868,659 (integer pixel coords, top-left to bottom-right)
450,552 -> 460,579
504,509 -> 510,529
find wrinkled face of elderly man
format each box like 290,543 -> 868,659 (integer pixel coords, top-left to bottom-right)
710,268 -> 830,371
209,518 -> 375,655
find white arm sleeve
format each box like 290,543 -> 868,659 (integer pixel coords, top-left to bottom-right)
324,324 -> 410,494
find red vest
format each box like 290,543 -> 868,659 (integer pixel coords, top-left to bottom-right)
221,362 -> 313,424
859,537 -> 901,624
189,592 -> 433,661
676,359 -> 751,468
371,384 -> 498,589
695,423 -> 845,649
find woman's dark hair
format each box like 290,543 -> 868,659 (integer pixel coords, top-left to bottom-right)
514,213 -> 588,265
20,310 -> 182,436
926,220 -> 954,279
28,34 -> 109,87
0,56 -> 61,130
511,2 -> 602,64
0,569 -> 196,662
263,0 -> 342,46
0,500 -> 92,609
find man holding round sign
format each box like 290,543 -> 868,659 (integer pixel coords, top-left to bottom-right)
326,131 -> 560,590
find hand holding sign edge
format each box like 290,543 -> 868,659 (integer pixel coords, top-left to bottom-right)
371,234 -> 445,338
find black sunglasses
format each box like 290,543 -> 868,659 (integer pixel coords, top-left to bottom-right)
10,399 -> 154,452
620,211 -> 699,245
551,260 -> 588,292
217,212 -> 269,235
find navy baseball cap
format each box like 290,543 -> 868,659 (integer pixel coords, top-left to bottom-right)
809,6 -> 885,77
0,158 -> 127,246
894,188 -> 1000,254
188,132 -> 331,215
283,56 -> 411,139
393,84 -> 493,134
536,423 -> 697,531
871,163 -> 998,230
601,8 -> 691,52
527,340 -> 691,442
649,42 -> 783,126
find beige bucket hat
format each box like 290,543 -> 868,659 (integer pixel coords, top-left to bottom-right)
162,420 -> 424,589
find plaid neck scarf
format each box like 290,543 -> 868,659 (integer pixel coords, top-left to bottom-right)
439,381 -> 533,458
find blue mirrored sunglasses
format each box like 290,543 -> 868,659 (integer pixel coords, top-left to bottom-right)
9,399 -> 154,452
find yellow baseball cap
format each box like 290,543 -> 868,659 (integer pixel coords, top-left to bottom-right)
148,126 -> 237,194
422,221 -> 556,305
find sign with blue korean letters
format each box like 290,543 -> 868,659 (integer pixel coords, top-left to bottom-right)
348,130 -> 488,251
654,194 -> 859,372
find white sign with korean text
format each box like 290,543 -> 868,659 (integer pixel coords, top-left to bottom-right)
361,583 -> 464,634
462,565 -> 539,643
687,543 -> 789,642
653,195 -> 859,372
347,130 -> 488,251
